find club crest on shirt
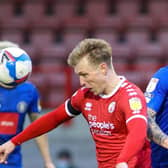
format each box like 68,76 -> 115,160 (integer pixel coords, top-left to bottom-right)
146,78 -> 159,93
108,102 -> 116,113
84,102 -> 92,111
129,97 -> 142,111
17,101 -> 28,113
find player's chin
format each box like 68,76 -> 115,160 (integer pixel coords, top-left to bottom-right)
91,89 -> 99,95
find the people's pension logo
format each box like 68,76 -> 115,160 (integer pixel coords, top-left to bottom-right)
88,114 -> 115,135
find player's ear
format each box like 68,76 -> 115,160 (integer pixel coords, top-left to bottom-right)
99,63 -> 108,75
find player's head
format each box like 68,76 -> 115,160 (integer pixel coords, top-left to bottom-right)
68,38 -> 112,68
67,38 -> 115,95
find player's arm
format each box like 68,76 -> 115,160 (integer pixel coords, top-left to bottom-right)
0,103 -> 72,164
117,117 -> 147,164
28,112 -> 55,168
116,89 -> 147,165
147,107 -> 168,148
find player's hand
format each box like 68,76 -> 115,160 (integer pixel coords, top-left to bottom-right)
162,138 -> 168,149
0,140 -> 16,164
45,162 -> 56,168
115,162 -> 128,168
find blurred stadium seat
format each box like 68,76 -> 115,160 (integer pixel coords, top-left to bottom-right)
46,88 -> 67,108
158,30 -> 168,46
94,29 -> 118,46
135,43 -> 163,59
63,17 -> 89,49
117,0 -> 140,19
126,29 -> 149,46
30,29 -> 54,48
0,0 -> 167,106
85,0 -> 108,18
1,29 -> 23,44
53,0 -> 78,19
40,44 -> 68,63
149,1 -> 168,19
0,2 -> 13,22
127,15 -> 154,30
23,1 -> 45,21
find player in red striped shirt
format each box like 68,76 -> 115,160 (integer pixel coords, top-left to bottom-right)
0,39 -> 148,168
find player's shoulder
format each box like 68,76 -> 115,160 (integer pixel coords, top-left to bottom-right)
150,66 -> 168,85
72,87 -> 90,98
120,78 -> 144,98
17,81 -> 38,91
154,66 -> 168,77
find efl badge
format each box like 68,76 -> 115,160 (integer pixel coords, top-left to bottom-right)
108,102 -> 116,113
146,78 -> 159,93
17,101 -> 27,113
129,97 -> 142,112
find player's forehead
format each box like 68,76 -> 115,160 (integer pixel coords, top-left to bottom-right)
74,57 -> 97,75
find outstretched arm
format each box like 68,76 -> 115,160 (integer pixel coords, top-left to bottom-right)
29,113 -> 55,168
0,103 -> 72,164
147,107 -> 168,148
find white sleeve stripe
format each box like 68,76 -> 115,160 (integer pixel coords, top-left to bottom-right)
126,115 -> 147,124
65,99 -> 75,117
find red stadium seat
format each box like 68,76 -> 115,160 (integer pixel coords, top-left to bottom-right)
63,16 -> 90,31
135,43 -> 163,59
71,73 -> 80,91
117,1 -> 140,20
0,2 -> 13,22
1,29 -> 23,45
93,15 -> 125,35
157,30 -> 168,47
46,88 -> 67,107
94,29 -> 118,46
126,30 -> 149,46
134,58 -> 159,73
113,60 -> 129,74
30,29 -> 54,48
149,1 -> 168,19
85,0 -> 108,18
127,15 -> 154,30
54,0 -> 77,18
62,16 -> 90,50
64,29 -> 86,50
23,1 -> 45,21
40,44 -> 68,62
112,43 -> 133,61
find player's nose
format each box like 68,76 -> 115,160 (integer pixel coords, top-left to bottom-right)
79,77 -> 86,87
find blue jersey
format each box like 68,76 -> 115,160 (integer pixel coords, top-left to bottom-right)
0,81 -> 41,168
145,66 -> 168,167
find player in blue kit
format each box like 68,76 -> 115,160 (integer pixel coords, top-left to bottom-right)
145,66 -> 168,168
0,41 -> 55,168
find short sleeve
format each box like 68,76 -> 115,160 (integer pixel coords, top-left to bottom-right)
145,67 -> 168,113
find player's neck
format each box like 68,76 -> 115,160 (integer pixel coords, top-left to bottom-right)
104,74 -> 120,95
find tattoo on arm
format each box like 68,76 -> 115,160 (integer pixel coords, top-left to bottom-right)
147,108 -> 168,147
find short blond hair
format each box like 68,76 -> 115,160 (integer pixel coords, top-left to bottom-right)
0,41 -> 19,50
67,38 -> 112,68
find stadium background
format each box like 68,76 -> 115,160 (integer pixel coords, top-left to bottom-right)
0,0 -> 167,167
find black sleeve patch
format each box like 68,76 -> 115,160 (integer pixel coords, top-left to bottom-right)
67,100 -> 81,115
